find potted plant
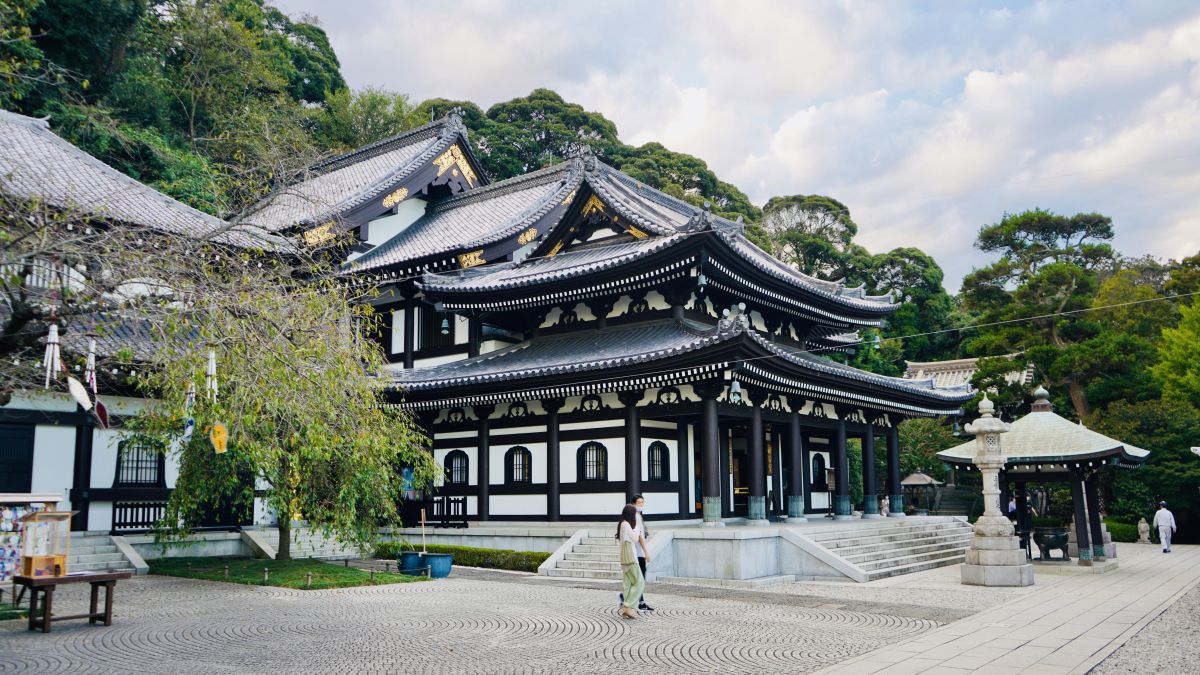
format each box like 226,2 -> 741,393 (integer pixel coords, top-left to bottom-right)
1032,516 -> 1070,561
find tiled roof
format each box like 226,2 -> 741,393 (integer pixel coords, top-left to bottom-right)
347,162 -> 576,271
392,316 -> 972,405
903,355 -> 1035,389
243,118 -> 453,232
0,109 -> 288,250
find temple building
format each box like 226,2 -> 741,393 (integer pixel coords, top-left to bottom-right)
314,115 -> 976,524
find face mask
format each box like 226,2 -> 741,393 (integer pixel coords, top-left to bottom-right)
635,506 -> 643,512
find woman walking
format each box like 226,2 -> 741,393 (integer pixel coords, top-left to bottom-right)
616,503 -> 650,619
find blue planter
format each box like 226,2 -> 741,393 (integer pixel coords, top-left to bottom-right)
398,551 -> 423,575
420,552 -> 453,578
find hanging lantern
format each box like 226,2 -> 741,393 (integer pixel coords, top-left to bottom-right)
697,272 -> 707,290
440,317 -> 450,335
729,378 -> 742,404
210,422 -> 228,454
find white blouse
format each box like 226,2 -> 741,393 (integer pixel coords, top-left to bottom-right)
620,520 -> 638,543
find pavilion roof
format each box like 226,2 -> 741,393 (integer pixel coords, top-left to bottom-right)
903,354 -> 1035,390
901,472 -> 943,486
243,113 -> 484,233
390,315 -> 971,414
937,389 -> 1149,468
0,109 -> 288,250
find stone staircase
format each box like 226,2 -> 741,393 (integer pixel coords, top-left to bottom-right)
68,533 -> 136,573
256,528 -> 362,560
544,531 -> 621,581
808,518 -> 974,581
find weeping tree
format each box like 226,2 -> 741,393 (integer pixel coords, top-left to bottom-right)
128,250 -> 437,559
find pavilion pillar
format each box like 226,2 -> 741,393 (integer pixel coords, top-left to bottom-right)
698,384 -> 724,527
861,424 -> 880,518
403,293 -> 415,369
1085,475 -> 1107,561
467,317 -> 481,358
1015,480 -> 1030,556
833,419 -> 852,519
542,398 -> 563,522
676,422 -> 690,517
787,410 -> 807,523
475,405 -> 495,522
746,392 -> 768,525
618,390 -> 644,502
886,425 -> 904,517
1070,474 -> 1093,566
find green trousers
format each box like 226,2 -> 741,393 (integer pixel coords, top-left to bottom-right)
622,562 -> 645,609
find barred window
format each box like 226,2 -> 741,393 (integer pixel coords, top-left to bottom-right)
648,441 -> 669,481
445,450 -> 469,485
579,442 -> 607,481
114,439 -> 162,487
505,446 -> 532,484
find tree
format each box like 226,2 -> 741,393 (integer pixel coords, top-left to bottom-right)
897,418 -> 956,481
1165,253 -> 1200,305
961,209 -> 1119,420
310,87 -> 424,152
867,247 -> 957,363
759,194 -> 867,280
126,252 -> 437,559
1153,300 -> 1200,408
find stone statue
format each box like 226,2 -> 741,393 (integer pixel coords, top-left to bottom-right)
1138,518 -> 1151,544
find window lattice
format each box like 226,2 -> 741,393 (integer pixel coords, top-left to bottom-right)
648,441 -> 668,481
580,442 -> 607,481
115,439 -> 160,486
446,450 -> 469,485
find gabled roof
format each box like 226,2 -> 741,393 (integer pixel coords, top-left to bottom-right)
904,354 -> 1035,390
243,113 -> 484,233
390,315 -> 971,415
938,389 -> 1149,468
0,109 -> 287,250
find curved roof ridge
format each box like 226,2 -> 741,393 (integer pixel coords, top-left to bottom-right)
428,160 -> 575,215
310,116 -> 451,176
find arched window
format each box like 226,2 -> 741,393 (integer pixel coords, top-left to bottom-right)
577,442 -> 607,481
113,438 -> 164,487
445,450 -> 469,485
647,441 -> 669,481
505,446 -> 532,484
811,454 -> 828,490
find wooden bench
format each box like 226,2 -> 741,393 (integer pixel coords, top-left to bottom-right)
13,570 -> 133,633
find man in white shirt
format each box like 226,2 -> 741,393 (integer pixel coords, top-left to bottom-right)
1153,502 -> 1177,553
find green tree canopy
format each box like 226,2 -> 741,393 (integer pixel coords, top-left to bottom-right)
310,86 -> 424,152
1153,299 -> 1200,408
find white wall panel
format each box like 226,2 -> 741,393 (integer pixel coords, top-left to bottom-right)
390,309 -> 405,355
641,492 -> 676,515
561,492 -> 625,516
490,494 -> 546,516
434,445 -> 477,486
31,424 -> 73,508
88,502 -> 113,532
91,429 -> 122,488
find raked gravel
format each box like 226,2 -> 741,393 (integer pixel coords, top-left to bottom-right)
1091,580 -> 1200,674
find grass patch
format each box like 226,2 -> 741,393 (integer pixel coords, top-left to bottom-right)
0,606 -> 25,621
149,557 -> 425,590
374,542 -> 549,573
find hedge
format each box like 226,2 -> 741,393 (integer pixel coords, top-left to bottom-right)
374,542 -> 549,573
1105,519 -> 1138,543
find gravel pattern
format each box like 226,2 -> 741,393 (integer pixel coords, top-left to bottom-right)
1091,581 -> 1200,674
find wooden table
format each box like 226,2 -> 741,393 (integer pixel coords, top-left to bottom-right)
13,571 -> 133,633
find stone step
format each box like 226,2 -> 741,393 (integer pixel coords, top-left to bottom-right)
857,546 -> 970,572
70,552 -> 128,565
558,560 -> 622,571
865,552 -> 966,581
813,524 -> 972,548
838,534 -> 974,561
70,560 -> 134,572
68,544 -> 120,556
572,544 -> 621,555
564,552 -> 621,563
545,567 -> 622,581
582,537 -> 620,547
807,521 -> 967,541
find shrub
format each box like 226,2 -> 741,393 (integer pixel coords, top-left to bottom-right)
1105,519 -> 1138,543
374,542 -> 548,573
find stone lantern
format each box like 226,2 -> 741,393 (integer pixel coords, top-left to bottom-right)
961,395 -> 1034,587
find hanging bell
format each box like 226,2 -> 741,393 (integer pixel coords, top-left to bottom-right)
440,317 -> 450,335
729,379 -> 742,404
697,272 -> 707,290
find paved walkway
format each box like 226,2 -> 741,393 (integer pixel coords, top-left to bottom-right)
817,543 -> 1200,674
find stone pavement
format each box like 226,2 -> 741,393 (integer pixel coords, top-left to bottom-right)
0,568 -> 943,674
816,542 -> 1200,674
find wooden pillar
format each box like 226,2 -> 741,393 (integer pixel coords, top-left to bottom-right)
747,393 -> 767,524
467,316 -> 481,358
542,398 -> 563,522
719,423 -> 731,517
861,424 -> 880,518
1016,480 -> 1030,556
698,386 -> 723,526
1085,475 -> 1107,561
887,425 -> 904,517
834,420 -> 851,519
475,405 -> 495,522
1070,474 -> 1093,565
403,293 -> 415,369
618,390 -> 643,502
787,411 -> 807,522
676,422 -> 690,517
70,411 -> 94,532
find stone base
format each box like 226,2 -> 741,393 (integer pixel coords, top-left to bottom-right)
961,562 -> 1035,587
702,497 -> 723,526
785,517 -> 809,524
787,496 -> 805,522
833,515 -> 855,521
887,511 -> 906,518
861,513 -> 883,519
748,496 -> 766,521
746,519 -> 771,526
835,495 -> 853,518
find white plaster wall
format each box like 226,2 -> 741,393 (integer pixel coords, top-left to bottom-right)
641,437 -> 678,482
453,314 -> 469,345
491,442 -> 547,484
31,424 -> 73,509
91,428 -> 122,488
413,353 -> 468,368
559,441 -> 576,483
810,492 -> 831,509
89,501 -> 113,532
642,492 -> 676,515
561,492 -> 625,516
645,290 -> 669,310
465,495 -> 477,516
489,494 -> 545,516
390,308 -> 405,355
479,339 -> 512,355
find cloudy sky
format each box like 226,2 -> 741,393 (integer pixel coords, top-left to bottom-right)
277,0 -> 1200,291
